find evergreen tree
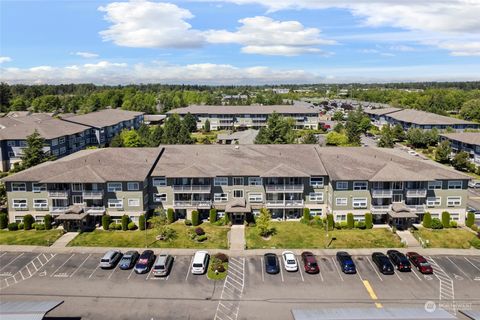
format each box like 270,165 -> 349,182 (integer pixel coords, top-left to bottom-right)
20,130 -> 51,169
451,151 -> 470,171
183,112 -> 197,132
255,112 -> 295,144
137,124 -> 151,145
301,131 -> 318,144
435,140 -> 452,163
109,134 -> 123,147
121,129 -> 144,147
204,119 -> 211,132
163,114 -> 183,144
377,124 -> 394,148
149,125 -> 164,146
392,124 -> 406,142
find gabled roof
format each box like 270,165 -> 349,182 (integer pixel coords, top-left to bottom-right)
440,132 -> 480,146
168,165 -> 214,178
167,104 -> 319,115
261,163 -> 309,178
364,107 -> 402,116
0,118 -> 90,140
60,108 -> 144,128
386,109 -> 476,126
369,162 -> 431,182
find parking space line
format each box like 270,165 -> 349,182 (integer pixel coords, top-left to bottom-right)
108,266 -> 117,280
31,260 -> 39,271
318,268 -> 324,282
127,268 -> 135,280
356,267 -> 363,282
366,256 -> 383,282
0,253 -> 24,271
50,254 -> 75,277
0,252 -> 7,259
88,265 -> 100,279
185,256 -> 193,281
25,265 -> 32,276
70,254 -> 91,278
279,260 -> 284,282
394,270 -> 403,281
362,280 -> 383,309
464,257 -> 480,272
260,257 -> 264,282
446,257 -> 472,281
297,259 -> 305,282
19,270 -> 25,280
331,257 -> 344,282
411,267 -> 423,281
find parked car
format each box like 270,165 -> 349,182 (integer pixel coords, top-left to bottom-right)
134,250 -> 155,274
406,252 -> 433,274
282,251 -> 298,272
99,250 -> 122,269
191,251 -> 209,275
372,252 -> 394,275
336,251 -> 356,274
387,250 -> 411,272
469,180 -> 480,188
264,253 -> 280,274
301,251 -> 319,274
153,254 -> 174,277
118,250 -> 139,270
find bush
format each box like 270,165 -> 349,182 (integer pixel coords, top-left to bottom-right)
35,223 -> 45,230
224,212 -> 230,225
191,210 -> 199,226
449,221 -> 458,228
303,208 -> 311,221
7,222 -> 18,231
0,213 -> 8,229
441,211 -> 451,228
214,253 -> 229,263
109,222 -> 122,230
356,221 -> 366,229
309,216 -> 324,227
139,214 -> 146,230
121,215 -> 129,231
326,214 -> 334,231
334,222 -> 341,229
102,214 -> 112,231
195,227 -> 205,236
431,218 -> 444,229
340,221 -> 349,229
167,208 -> 175,224
18,222 -> 24,230
470,237 -> 480,249
44,214 -> 53,230
347,213 -> 354,229
209,209 -> 217,223
364,213 -> 373,229
128,221 -> 137,230
23,214 -> 34,230
466,212 -> 475,228
471,224 -> 478,231
423,212 -> 432,228
196,234 -> 207,242
184,219 -> 192,226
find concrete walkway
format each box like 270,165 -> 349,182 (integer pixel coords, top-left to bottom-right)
49,232 -> 79,248
228,225 -> 246,251
396,230 -> 422,248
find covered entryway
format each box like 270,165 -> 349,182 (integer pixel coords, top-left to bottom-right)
388,203 -> 418,230
226,198 -> 251,225
55,206 -> 95,232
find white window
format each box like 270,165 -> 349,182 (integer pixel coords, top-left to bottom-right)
153,193 -> 167,202
352,198 -> 368,209
51,138 -> 58,146
34,215 -> 45,223
32,183 -> 46,193
336,198 -> 347,206
233,190 -> 244,198
353,181 -> 368,190
233,177 -> 244,186
248,193 -> 263,202
447,196 -> 461,207
450,213 -> 460,221
336,214 -> 346,222
71,183 -> 83,192
310,209 -> 323,216
12,199 -> 27,209
448,181 -> 462,189
33,199 -> 48,209
59,137 -> 65,144
107,182 -> 122,192
59,147 -> 66,155
128,199 -> 140,207
336,181 -> 348,190
214,193 -> 228,202
392,182 -> 403,190
72,195 -> 84,205
428,181 -> 442,190
108,199 -> 123,209
427,197 -> 441,207
310,177 -> 324,187
11,183 -> 26,192
214,177 -> 228,186
7,141 -> 15,147
309,192 -> 324,202
248,177 -> 262,186
152,177 -> 166,186
127,182 -> 139,191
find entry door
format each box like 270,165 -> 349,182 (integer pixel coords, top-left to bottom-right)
233,214 -> 244,225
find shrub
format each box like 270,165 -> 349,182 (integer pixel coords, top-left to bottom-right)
224,212 -> 231,225
310,216 -> 323,227
109,222 -> 122,230
431,218 -> 444,229
191,210 -> 199,226
7,222 -> 18,231
326,214 -> 334,231
167,208 -> 175,224
23,214 -> 34,230
18,222 -> 24,230
466,212 -> 475,228
128,221 -> 137,230
471,237 -> 480,249
184,219 -> 192,226
356,221 -> 366,229
102,214 -> 112,231
334,222 -> 341,229
44,214 -> 53,230
0,213 -> 8,229
209,209 -> 217,223
214,253 -> 229,263
441,211 -> 451,228
35,223 -> 45,230
347,213 -> 354,229
422,212 -> 432,228
139,214 -> 146,230
471,224 -> 478,231
32,223 -> 37,229
449,221 -> 458,228
364,213 -> 373,229
303,208 -> 311,221
195,227 -> 205,236
340,221 -> 349,229
196,234 -> 207,242
121,215 -> 129,231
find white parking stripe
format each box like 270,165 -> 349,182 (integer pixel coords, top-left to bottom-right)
260,257 -> 264,282
0,252 -> 7,259
0,253 -> 24,271
70,254 -> 91,278
464,257 -> 480,272
279,260 -> 284,282
318,267 -> 324,282
366,256 -> 383,282
50,254 -> 75,277
331,257 -> 344,282
446,257 -> 471,281
394,270 -> 403,281
411,267 -> 423,281
88,265 -> 100,279
108,266 -> 117,280
185,256 -> 193,281
127,268 -> 135,280
356,266 -> 364,282
297,259 -> 305,282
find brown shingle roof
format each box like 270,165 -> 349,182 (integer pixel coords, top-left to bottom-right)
0,118 -> 90,140
364,107 -> 402,116
440,132 -> 480,146
166,104 -> 318,115
386,109 -> 476,126
60,109 -> 144,128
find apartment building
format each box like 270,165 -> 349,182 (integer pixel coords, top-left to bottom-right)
166,105 -> 319,130
440,132 -> 480,165
3,145 -> 470,230
365,108 -> 479,131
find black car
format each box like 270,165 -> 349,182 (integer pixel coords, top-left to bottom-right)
372,252 -> 394,275
118,250 -> 139,270
134,250 -> 155,274
336,251 -> 357,274
264,253 -> 280,274
387,250 -> 411,272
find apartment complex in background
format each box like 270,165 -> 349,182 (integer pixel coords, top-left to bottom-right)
440,132 -> 480,165
0,109 -> 144,171
3,145 -> 469,231
365,107 -> 479,131
166,105 -> 319,130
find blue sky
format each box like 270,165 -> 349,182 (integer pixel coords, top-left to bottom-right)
1,0 -> 479,84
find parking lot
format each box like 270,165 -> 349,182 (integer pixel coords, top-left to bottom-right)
1,250 -> 479,319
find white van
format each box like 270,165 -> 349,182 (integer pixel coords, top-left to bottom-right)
191,251 -> 209,275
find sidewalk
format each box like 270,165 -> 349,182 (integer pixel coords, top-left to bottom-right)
49,232 -> 79,248
396,230 -> 422,248
228,225 -> 245,251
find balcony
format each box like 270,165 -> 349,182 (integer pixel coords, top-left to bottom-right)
173,200 -> 212,208
406,189 -> 427,198
370,205 -> 391,214
266,199 -> 304,208
48,190 -> 69,198
265,184 -> 304,193
82,191 -> 104,200
84,206 -> 106,214
172,185 -> 211,193
371,189 -> 393,198
407,204 -> 426,213
49,206 -> 69,213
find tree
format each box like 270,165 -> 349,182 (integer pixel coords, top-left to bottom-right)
0,182 -> 6,207
20,130 -> 51,170
139,214 -> 146,231
178,123 -> 194,144
256,207 -> 273,237
209,208 -> 217,223
302,208 -> 311,222
167,208 -> 175,224
333,123 -> 344,133
121,214 -> 129,231
451,151 -> 470,171
183,112 -> 197,132
325,131 -> 348,146
344,110 -> 365,145
423,212 -> 432,228
191,210 -> 200,226
150,209 -> 177,241
359,117 -> 372,133
301,131 -> 317,144
163,114 -> 183,144
347,213 -> 354,229
137,124 -> 151,145
326,214 -> 334,231
255,112 -> 295,144
0,213 -> 8,229
149,125 -> 164,147
377,124 -> 394,148
392,124 -> 406,142
435,140 -> 452,163
466,212 -> 475,228
332,111 -> 344,121
0,82 -> 12,111
204,119 -> 211,133
109,134 -> 123,147
460,99 -> 480,122
364,213 -> 373,229
44,214 -> 53,230
121,129 -> 144,147
102,214 -> 111,231
441,211 -> 451,228
23,214 -> 34,230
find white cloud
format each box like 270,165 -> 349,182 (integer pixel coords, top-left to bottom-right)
74,51 -> 99,58
389,45 -> 416,52
434,41 -> 480,57
0,56 -> 12,64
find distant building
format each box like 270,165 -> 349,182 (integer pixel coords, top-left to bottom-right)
272,88 -> 290,94
217,129 -> 259,145
143,114 -> 166,125
440,132 -> 480,165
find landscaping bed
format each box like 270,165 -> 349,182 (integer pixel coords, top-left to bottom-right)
207,252 -> 229,280
0,229 -> 64,246
412,228 -> 477,249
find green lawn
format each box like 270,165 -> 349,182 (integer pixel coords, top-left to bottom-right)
246,222 -> 404,249
412,228 -> 476,249
68,222 -> 230,249
0,229 -> 64,246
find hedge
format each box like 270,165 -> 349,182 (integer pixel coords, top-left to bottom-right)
347,213 -> 354,229
167,208 -> 175,224
23,214 -> 34,230
102,214 -> 112,231
423,212 -> 432,228
209,209 -> 217,223
441,211 -> 451,228
139,214 -> 146,230
466,212 -> 475,228
0,213 -> 8,229
44,214 -> 53,230
7,222 -> 18,231
326,214 -> 334,231
364,213 -> 373,229
35,223 -> 46,230
191,210 -> 200,226
431,218 -> 443,229
303,208 -> 311,221
128,221 -> 137,230
121,214 -> 129,231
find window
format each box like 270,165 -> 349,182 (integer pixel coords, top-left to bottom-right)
53,149 -> 59,156
71,183 -> 83,192
32,183 -> 46,193
128,199 -> 140,207
127,182 -> 139,191
248,177 -> 262,186
11,183 -> 26,192
8,151 -> 15,157
392,182 -> 403,190
33,199 -> 48,209
310,177 -> 324,187
233,190 -> 244,198
108,182 -> 122,192
153,193 -> 167,202
59,137 -> 65,144
353,181 -> 368,190
51,138 -> 58,146
448,181 -> 462,189
7,141 -> 15,147
447,196 -> 461,207
214,177 -> 228,186
428,181 -> 442,190
427,197 -> 441,207
233,177 -> 244,186
59,147 -> 66,155
336,198 -> 347,206
108,199 -> 123,208
352,198 -> 368,209
336,214 -> 346,222
310,209 -> 323,217
12,199 -> 27,209
214,193 -> 228,202
309,192 -> 324,202
336,181 -> 348,190
152,177 -> 166,186
393,194 -> 403,203
72,195 -> 84,205
248,193 -> 263,202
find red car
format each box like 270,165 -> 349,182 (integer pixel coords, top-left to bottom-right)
406,252 -> 433,274
301,251 -> 319,274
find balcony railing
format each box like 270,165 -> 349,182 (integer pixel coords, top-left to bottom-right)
48,190 -> 69,198
49,206 -> 69,213
265,184 -> 304,192
370,205 -> 391,213
371,189 -> 393,198
266,200 -> 304,207
407,204 -> 426,213
173,200 -> 212,208
172,185 -> 211,193
406,189 -> 427,198
82,191 -> 104,199
85,206 -> 106,214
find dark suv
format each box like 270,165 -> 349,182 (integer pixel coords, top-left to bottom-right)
264,253 -> 280,274
336,251 -> 356,274
301,251 -> 319,274
372,252 -> 394,275
387,250 -> 411,272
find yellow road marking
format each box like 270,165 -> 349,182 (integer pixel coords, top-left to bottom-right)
363,280 -> 383,308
